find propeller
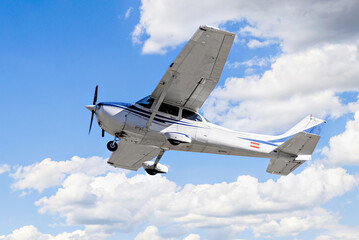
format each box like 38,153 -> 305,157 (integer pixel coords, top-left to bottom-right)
88,85 -> 98,134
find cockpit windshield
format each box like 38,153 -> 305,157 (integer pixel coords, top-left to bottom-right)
182,109 -> 203,122
136,96 -> 154,109
202,115 -> 211,123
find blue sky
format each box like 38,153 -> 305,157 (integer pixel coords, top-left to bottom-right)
1,1 -> 359,239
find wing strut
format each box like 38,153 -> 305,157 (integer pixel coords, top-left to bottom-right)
145,70 -> 179,129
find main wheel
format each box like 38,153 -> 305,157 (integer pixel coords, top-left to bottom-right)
107,141 -> 118,152
145,168 -> 158,175
168,139 -> 181,145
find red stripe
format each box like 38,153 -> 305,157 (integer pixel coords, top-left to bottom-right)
250,142 -> 260,149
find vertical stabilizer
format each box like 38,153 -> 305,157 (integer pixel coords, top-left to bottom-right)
274,115 -> 325,145
284,115 -> 325,136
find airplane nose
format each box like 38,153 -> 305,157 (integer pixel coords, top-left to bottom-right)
85,105 -> 96,112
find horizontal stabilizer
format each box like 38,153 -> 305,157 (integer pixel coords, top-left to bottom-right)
276,132 -> 320,155
267,156 -> 305,176
266,132 -> 321,175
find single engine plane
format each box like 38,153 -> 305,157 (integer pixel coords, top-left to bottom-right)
85,25 -> 325,175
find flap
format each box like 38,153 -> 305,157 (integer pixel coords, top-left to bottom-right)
107,141 -> 160,171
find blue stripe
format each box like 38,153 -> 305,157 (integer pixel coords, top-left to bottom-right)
100,102 -> 203,128
238,122 -> 325,147
166,132 -> 191,139
103,102 -> 131,108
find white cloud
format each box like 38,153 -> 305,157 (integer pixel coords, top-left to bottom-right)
203,44 -> 359,133
227,56 -> 275,69
10,156 -> 115,193
323,110 -> 359,165
134,226 -> 200,240
134,226 -> 168,240
251,208 -> 336,237
183,234 -> 201,240
133,0 -> 359,54
125,7 -> 133,19
15,159 -> 354,238
0,164 -> 10,174
247,39 -> 273,49
0,225 -> 86,240
315,225 -> 359,240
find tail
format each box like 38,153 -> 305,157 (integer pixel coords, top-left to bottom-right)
266,115 -> 326,176
273,114 -> 326,145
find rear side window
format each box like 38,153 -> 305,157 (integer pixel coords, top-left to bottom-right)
159,103 -> 179,116
182,109 -> 202,122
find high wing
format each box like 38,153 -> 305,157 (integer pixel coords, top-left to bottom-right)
151,26 -> 235,112
107,140 -> 160,171
266,132 -> 321,175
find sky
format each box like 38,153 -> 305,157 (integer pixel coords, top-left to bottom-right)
1,0 -> 359,239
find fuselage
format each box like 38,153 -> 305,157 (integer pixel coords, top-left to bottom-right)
94,99 -> 278,159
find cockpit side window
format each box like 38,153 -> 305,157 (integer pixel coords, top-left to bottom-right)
137,96 -> 154,109
182,109 -> 202,122
158,103 -> 179,116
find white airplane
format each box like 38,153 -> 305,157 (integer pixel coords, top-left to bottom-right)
85,25 -> 325,176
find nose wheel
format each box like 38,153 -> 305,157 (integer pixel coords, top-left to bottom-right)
107,140 -> 118,152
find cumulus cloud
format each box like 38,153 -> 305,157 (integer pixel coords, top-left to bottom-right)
0,225 -> 86,240
133,0 -> 359,54
0,164 -> 10,174
203,44 -> 359,133
323,110 -> 359,165
183,234 -> 201,240
10,156 -> 116,193
247,39 -> 273,49
315,225 -> 359,240
227,56 -> 275,69
10,159 -> 352,238
134,226 -> 200,240
134,226 -> 169,240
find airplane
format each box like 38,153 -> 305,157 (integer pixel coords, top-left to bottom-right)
85,25 -> 325,176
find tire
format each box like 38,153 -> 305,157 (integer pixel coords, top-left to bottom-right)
107,141 -> 118,152
144,169 -> 158,175
168,139 -> 181,145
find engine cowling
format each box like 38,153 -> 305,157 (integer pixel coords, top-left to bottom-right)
164,132 -> 192,145
142,161 -> 168,175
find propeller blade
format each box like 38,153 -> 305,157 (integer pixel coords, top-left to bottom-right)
102,129 -> 105,137
89,111 -> 95,134
93,85 -> 98,105
88,85 -> 98,135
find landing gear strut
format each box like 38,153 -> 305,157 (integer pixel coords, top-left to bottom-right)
143,149 -> 167,175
